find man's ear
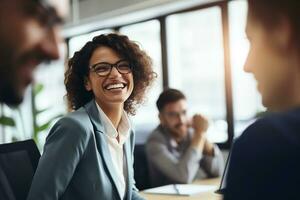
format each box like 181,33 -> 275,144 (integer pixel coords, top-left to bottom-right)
272,16 -> 292,52
159,113 -> 165,125
84,77 -> 92,91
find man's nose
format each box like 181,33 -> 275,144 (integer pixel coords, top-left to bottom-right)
243,51 -> 252,73
39,28 -> 61,60
178,114 -> 185,124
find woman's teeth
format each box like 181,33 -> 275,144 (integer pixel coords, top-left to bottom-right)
106,83 -> 125,90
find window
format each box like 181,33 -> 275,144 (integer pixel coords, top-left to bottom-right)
4,1 -> 260,147
229,0 -> 265,137
68,29 -> 113,58
120,20 -> 163,141
166,7 -> 227,143
0,100 -> 31,143
34,43 -> 68,146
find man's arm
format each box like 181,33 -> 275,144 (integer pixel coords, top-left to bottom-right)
190,114 -> 208,152
146,134 -> 202,183
191,114 -> 224,177
200,144 -> 224,177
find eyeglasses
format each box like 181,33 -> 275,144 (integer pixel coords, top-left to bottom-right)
163,110 -> 187,119
89,59 -> 132,77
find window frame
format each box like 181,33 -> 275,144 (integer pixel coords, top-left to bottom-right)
66,1 -> 239,149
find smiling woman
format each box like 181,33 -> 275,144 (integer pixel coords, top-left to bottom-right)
65,33 -> 156,115
27,33 -> 156,200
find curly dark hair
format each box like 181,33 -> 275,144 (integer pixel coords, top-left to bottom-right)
65,33 -> 156,115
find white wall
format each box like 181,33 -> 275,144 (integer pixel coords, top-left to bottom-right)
64,0 -> 218,37
78,0 -> 155,20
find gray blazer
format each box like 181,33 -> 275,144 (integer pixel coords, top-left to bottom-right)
27,100 -> 144,200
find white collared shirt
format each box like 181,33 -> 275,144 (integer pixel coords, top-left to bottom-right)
95,101 -> 131,199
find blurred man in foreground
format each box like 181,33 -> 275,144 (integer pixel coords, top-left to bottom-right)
225,1 -> 300,200
0,0 -> 68,106
0,1 -> 68,199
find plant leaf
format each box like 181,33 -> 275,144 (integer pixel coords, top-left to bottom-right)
33,83 -> 44,95
36,107 -> 51,115
35,114 -> 63,133
36,122 -> 52,133
0,116 -> 16,127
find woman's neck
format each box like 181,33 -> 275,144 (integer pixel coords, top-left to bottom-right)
104,106 -> 123,128
97,101 -> 123,129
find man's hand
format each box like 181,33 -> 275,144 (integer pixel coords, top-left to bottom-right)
192,114 -> 209,136
190,114 -> 207,151
191,114 -> 214,156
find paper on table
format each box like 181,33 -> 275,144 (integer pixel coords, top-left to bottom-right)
143,184 -> 217,196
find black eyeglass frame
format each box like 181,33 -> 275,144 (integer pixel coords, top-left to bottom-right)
89,59 -> 132,77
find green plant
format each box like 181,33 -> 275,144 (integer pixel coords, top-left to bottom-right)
0,115 -> 15,127
0,83 -> 63,146
0,104 -> 16,142
0,102 -> 34,142
31,83 -> 63,145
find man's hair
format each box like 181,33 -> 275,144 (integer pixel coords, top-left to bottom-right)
156,88 -> 186,112
248,0 -> 300,49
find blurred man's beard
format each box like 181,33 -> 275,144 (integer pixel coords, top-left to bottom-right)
0,51 -> 24,106
169,124 -> 187,140
0,85 -> 23,106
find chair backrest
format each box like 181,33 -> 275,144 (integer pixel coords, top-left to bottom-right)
133,144 -> 151,190
215,148 -> 232,194
0,139 -> 40,200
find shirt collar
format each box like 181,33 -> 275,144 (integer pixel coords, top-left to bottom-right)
95,100 -> 131,142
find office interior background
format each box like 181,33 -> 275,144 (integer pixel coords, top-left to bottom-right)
0,0 -> 265,150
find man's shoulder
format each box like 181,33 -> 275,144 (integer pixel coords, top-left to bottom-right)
145,126 -> 170,157
234,108 -> 300,159
146,125 -> 171,146
147,126 -> 166,140
226,109 -> 300,200
240,108 -> 300,142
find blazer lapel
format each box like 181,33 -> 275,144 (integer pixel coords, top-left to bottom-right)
96,132 -> 122,200
124,135 -> 133,200
84,100 -> 122,200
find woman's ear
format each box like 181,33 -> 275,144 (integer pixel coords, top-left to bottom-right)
84,77 -> 92,91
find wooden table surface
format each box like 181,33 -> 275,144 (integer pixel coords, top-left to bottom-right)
139,178 -> 222,200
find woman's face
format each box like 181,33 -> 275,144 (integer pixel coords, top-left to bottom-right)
85,46 -> 134,110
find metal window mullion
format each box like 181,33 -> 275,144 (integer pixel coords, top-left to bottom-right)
159,17 -> 169,89
220,2 -> 234,149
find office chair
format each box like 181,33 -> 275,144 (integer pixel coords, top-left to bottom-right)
0,139 -> 40,200
133,144 -> 151,190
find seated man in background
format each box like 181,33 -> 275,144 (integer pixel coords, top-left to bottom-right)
146,88 -> 224,187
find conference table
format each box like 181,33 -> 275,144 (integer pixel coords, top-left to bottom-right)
139,178 -> 222,200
